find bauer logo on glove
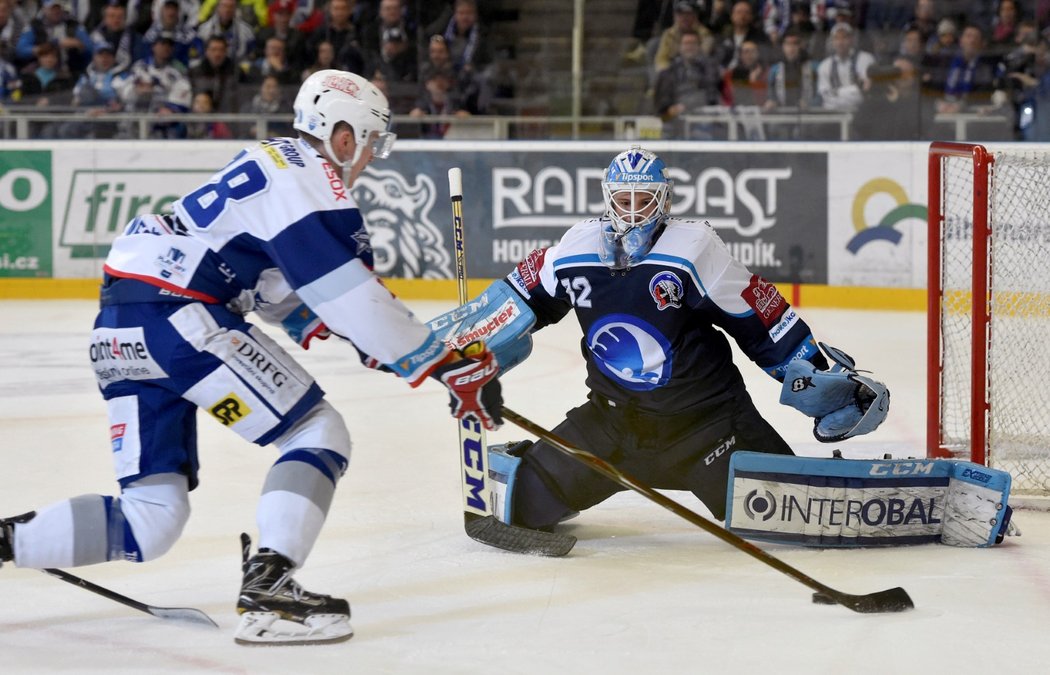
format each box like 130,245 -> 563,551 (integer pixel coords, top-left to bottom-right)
432,342 -> 503,430
779,342 -> 890,443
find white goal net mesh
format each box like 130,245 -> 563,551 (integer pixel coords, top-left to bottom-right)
938,151 -> 1050,496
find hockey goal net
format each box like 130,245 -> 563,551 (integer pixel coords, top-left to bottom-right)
927,142 -> 1050,496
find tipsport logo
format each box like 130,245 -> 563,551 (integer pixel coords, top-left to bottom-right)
846,178 -> 927,254
352,167 -> 452,279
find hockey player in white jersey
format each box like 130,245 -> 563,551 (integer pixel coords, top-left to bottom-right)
0,70 -> 502,645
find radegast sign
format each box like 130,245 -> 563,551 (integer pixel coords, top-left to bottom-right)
379,149 -> 829,283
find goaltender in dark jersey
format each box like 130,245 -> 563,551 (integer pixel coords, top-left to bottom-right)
505,215 -> 827,417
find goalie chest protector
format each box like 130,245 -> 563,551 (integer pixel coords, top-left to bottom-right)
725,452 -> 1012,547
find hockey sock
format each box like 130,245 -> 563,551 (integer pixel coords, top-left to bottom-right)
256,448 -> 347,566
12,474 -> 190,568
13,495 -> 132,568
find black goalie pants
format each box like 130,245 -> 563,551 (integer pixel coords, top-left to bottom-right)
511,389 -> 794,528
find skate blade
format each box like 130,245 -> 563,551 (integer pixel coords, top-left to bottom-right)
234,611 -> 353,646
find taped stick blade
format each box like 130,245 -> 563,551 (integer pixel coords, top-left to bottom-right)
812,587 -> 914,613
465,514 -> 576,557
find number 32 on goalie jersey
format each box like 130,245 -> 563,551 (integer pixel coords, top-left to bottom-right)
560,277 -> 592,307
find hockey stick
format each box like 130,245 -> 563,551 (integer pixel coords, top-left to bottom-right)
447,168 -> 575,557
501,406 -> 915,614
42,568 -> 219,627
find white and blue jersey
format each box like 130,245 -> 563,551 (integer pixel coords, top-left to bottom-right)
102,136 -> 448,385
506,217 -> 826,415
92,138 -> 450,490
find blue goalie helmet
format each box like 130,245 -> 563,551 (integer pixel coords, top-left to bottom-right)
601,145 -> 673,235
597,146 -> 673,269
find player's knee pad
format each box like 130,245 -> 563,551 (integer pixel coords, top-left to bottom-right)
273,400 -> 352,461
118,473 -> 191,562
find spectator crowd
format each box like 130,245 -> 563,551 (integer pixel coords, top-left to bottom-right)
636,0 -> 1049,141
2,0 -> 1050,141
0,0 -> 501,138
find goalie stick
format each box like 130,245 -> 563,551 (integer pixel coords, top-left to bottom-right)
447,168 -> 575,557
501,406 -> 915,614
42,568 -> 218,627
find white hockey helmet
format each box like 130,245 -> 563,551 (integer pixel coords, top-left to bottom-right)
601,145 -> 673,235
293,69 -> 396,167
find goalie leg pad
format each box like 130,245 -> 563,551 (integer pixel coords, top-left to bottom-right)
941,462 -> 1014,547
487,441 -> 529,525
725,452 -> 1012,547
427,280 -> 536,375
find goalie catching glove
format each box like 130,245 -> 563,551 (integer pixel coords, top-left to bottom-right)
432,342 -> 503,431
780,342 -> 889,443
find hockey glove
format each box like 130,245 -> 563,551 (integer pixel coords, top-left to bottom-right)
779,342 -> 890,443
433,342 -> 503,431
426,280 -> 537,377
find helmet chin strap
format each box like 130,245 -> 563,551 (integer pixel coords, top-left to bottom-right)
323,137 -> 349,169
324,129 -> 368,176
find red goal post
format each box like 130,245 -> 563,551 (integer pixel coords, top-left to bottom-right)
927,142 -> 1050,497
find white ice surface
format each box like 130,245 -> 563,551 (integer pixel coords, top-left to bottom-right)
1,300 -> 1048,674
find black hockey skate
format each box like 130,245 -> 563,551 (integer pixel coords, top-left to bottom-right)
234,533 -> 352,645
0,512 -> 35,567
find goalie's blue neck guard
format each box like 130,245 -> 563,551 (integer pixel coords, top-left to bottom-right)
598,216 -> 666,269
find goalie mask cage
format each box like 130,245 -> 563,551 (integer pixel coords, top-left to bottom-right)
927,141 -> 1050,497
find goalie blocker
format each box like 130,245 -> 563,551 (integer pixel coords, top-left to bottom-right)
427,280 -> 536,376
726,452 -> 1015,548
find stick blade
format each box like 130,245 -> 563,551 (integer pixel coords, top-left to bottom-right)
813,587 -> 914,613
148,606 -> 220,627
465,514 -> 576,557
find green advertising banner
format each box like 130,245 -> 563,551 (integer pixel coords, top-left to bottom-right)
0,151 -> 52,277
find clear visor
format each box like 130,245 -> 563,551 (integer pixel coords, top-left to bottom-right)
368,130 -> 397,159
